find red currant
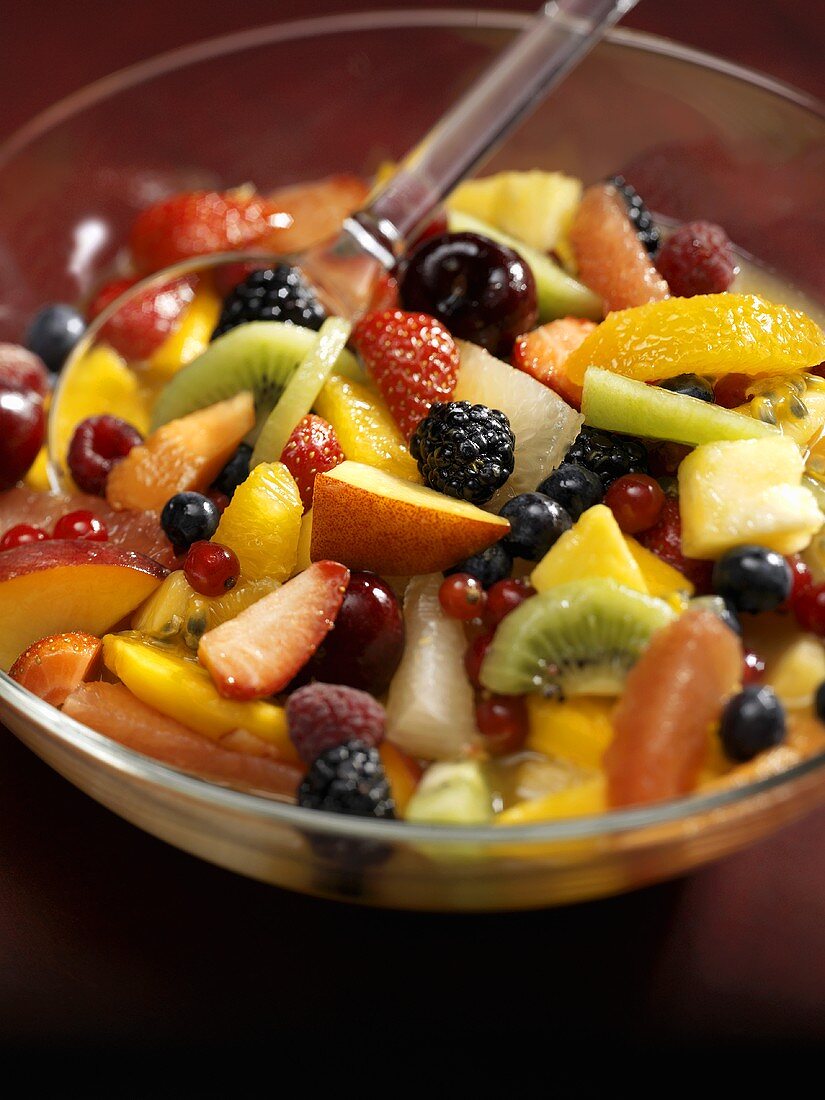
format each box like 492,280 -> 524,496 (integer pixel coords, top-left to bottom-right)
742,649 -> 766,685
484,577 -> 535,628
439,573 -> 486,621
784,554 -> 813,610
464,631 -> 494,689
475,694 -> 528,755
603,473 -> 665,534
53,510 -> 108,541
0,524 -> 49,551
792,583 -> 825,635
184,541 -> 240,597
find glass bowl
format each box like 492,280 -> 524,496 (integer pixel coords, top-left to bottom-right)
1,10 -> 824,910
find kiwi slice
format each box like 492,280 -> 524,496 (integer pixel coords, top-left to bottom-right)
151,321 -> 360,436
251,317 -> 352,466
480,578 -> 675,697
582,367 -> 778,446
447,210 -> 603,322
404,761 -> 492,825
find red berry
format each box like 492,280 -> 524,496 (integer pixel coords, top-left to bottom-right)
0,344 -> 49,399
604,473 -> 665,534
280,414 -> 345,511
785,554 -> 813,610
793,583 -> 825,636
475,694 -> 528,755
0,389 -> 44,492
368,272 -> 401,313
656,221 -> 737,297
89,275 -> 195,360
484,577 -> 535,628
464,631 -> 494,689
286,681 -> 385,765
742,649 -> 766,685
0,524 -> 49,551
438,573 -> 486,621
67,414 -> 143,496
351,309 -> 459,439
637,496 -> 714,593
713,374 -> 752,409
53,510 -> 108,541
183,541 -> 240,597
212,261 -> 261,298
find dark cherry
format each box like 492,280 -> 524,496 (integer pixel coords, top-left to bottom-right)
0,344 -> 49,399
296,572 -> 405,695
0,389 -> 44,491
399,231 -> 538,357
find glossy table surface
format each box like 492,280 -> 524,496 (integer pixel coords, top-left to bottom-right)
1,0 -> 824,1048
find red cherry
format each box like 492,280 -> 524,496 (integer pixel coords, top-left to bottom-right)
792,583 -> 825,635
475,694 -> 528,755
53,510 -> 108,542
183,541 -> 240,597
438,573 -> 487,621
0,389 -> 44,492
464,631 -> 495,689
484,577 -> 535,628
0,524 -> 49,551
604,473 -> 665,534
742,649 -> 766,685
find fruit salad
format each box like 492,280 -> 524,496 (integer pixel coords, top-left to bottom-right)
3,169 -> 825,830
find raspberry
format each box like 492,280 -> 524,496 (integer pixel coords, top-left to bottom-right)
280,414 -> 345,510
410,401 -> 515,505
297,739 -> 395,818
67,415 -> 143,496
88,276 -> 195,360
287,682 -> 386,765
655,221 -> 737,297
212,265 -> 326,339
637,496 -> 714,593
352,309 -> 459,439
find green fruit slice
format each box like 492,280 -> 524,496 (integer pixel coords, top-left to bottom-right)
251,317 -> 352,466
151,321 -> 359,435
480,578 -> 675,696
447,210 -> 602,322
404,761 -> 492,825
582,367 -> 779,446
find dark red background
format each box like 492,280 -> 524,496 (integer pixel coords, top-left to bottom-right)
1,0 -> 824,1053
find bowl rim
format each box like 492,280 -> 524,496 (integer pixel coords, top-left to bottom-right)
1,8 -> 824,846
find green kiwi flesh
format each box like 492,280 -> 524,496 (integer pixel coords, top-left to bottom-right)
480,578 -> 675,696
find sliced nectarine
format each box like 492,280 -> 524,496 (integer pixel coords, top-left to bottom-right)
310,460 -> 510,575
0,542 -> 166,671
106,391 -> 254,512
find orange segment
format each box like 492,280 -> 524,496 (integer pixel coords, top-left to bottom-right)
379,741 -> 423,816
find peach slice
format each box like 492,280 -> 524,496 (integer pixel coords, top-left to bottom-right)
0,541 -> 166,671
310,460 -> 510,575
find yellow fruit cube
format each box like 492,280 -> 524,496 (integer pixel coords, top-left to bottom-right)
448,170 -> 582,253
496,776 -> 606,825
215,461 -> 302,582
531,504 -> 647,593
624,535 -> 693,611
767,635 -> 825,709
148,281 -> 222,379
678,436 -> 822,558
314,374 -> 420,481
526,695 -> 614,770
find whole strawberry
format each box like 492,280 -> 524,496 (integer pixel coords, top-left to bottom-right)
352,309 -> 459,439
88,276 -> 195,360
280,414 -> 345,510
128,190 -> 283,274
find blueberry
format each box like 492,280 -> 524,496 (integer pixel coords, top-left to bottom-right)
446,542 -> 512,588
212,443 -> 252,499
160,491 -> 220,553
712,545 -> 792,614
658,374 -> 714,403
499,492 -> 572,561
719,686 -> 786,762
537,463 -> 603,521
25,304 -> 86,374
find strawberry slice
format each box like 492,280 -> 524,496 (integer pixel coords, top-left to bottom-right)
512,317 -> 597,409
88,276 -> 195,361
10,631 -> 102,706
351,309 -> 459,439
280,414 -> 345,511
198,560 -> 350,700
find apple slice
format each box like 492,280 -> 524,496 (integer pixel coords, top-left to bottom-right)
0,542 -> 166,671
10,631 -> 102,706
199,560 -> 350,700
310,460 -> 510,575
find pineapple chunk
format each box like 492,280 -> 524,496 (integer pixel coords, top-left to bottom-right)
624,535 -> 694,611
531,505 -> 648,594
448,170 -> 582,253
214,461 -> 303,581
526,695 -> 614,770
678,437 -> 822,558
767,635 -> 825,709
148,281 -> 222,380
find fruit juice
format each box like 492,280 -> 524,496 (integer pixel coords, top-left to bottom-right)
2,169 -> 825,830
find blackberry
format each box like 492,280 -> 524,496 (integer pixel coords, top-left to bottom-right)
297,739 -> 396,818
565,426 -> 649,489
212,265 -> 326,339
446,542 -> 512,588
410,401 -> 515,505
608,175 -> 660,256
